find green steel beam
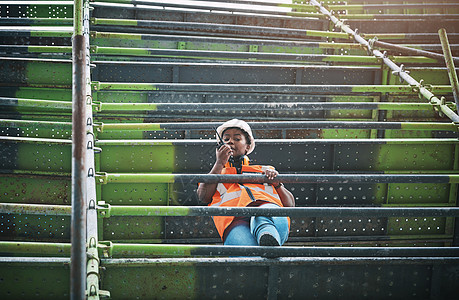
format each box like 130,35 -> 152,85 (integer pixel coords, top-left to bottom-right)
4,97 -> 453,114
91,18 -> 349,39
0,203 -> 71,216
94,121 -> 458,132
0,241 -> 70,257
103,243 -> 459,258
90,0 -> 321,18
90,46 -> 384,63
0,18 -> 73,26
90,31 -> 363,51
93,83 -> 454,94
94,102 -> 441,113
0,119 -> 72,131
3,120 -> 455,140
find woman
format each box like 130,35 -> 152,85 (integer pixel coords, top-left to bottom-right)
197,119 -> 295,246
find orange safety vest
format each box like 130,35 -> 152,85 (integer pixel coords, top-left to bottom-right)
209,161 -> 289,239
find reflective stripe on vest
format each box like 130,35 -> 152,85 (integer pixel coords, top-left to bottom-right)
209,164 -> 286,239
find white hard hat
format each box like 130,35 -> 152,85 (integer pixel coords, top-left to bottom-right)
216,119 -> 255,155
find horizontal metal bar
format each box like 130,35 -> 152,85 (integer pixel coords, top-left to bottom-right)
0,203 -> 71,216
2,135 -> 456,146
90,0 -> 319,18
95,137 -> 459,146
0,135 -> 71,144
96,102 -> 435,112
0,119 -> 72,130
0,29 -> 73,37
90,1 -> 459,20
339,13 -> 459,20
192,0 -> 459,12
3,119 -> 455,133
101,256 -> 459,267
95,83 -> 453,94
98,173 -> 459,184
3,256 -> 457,267
0,241 -> 70,257
3,98 -> 443,113
91,18 -> 348,40
96,121 -> 457,132
0,97 -> 72,110
0,169 -> 71,177
91,46 -> 382,63
2,202 -> 458,218
0,18 -> 73,26
330,3 -> 459,11
0,45 -> 72,54
363,33 -> 459,41
91,32 -> 362,50
0,257 -> 71,266
107,243 -> 459,258
100,205 -> 459,218
3,242 -> 458,258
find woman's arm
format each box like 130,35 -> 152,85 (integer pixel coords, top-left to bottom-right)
275,184 -> 295,207
263,168 -> 295,207
197,144 -> 233,204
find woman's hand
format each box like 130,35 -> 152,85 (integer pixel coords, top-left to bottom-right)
263,168 -> 278,180
216,144 -> 233,167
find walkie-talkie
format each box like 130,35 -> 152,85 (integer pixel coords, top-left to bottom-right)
215,128 -> 234,165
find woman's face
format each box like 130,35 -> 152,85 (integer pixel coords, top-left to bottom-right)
222,128 -> 250,157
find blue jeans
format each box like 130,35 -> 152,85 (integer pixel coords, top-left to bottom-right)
223,203 -> 289,246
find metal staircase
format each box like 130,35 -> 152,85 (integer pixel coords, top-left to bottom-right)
1,0 -> 459,299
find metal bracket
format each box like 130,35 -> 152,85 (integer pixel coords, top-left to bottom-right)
368,36 -> 378,55
96,172 -> 108,184
392,64 -> 410,83
88,199 -> 96,210
97,241 -> 114,258
97,201 -> 111,218
93,102 -> 102,112
91,81 -> 100,91
94,147 -> 102,154
93,122 -> 104,133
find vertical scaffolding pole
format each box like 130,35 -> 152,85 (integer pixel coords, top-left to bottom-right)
439,28 -> 459,114
71,0 -> 87,299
